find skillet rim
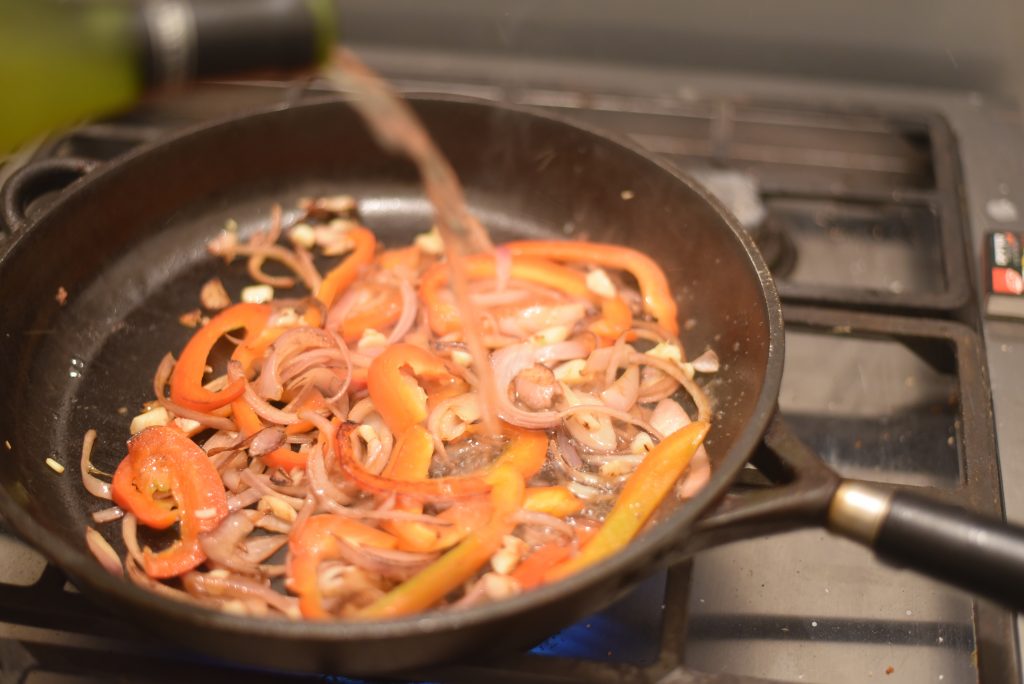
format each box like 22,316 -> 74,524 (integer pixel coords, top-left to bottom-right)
0,94 -> 784,648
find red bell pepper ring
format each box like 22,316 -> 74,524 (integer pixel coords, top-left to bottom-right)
335,423 -> 490,501
286,514 -> 398,619
111,426 -> 228,578
505,240 -> 679,336
169,303 -> 272,413
419,254 -> 632,341
366,343 -> 464,436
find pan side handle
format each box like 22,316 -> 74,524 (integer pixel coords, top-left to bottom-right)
829,482 -> 1024,609
1,157 -> 98,232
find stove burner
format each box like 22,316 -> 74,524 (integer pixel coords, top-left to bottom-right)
753,216 -> 798,278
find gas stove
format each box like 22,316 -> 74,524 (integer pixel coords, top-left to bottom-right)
2,47 -> 1021,683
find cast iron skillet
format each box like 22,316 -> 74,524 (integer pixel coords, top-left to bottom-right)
0,97 -> 1022,675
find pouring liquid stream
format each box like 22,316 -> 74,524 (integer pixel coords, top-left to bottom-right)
322,48 -> 502,436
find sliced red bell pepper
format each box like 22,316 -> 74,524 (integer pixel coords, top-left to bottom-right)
358,465 -> 524,619
340,283 -> 403,342
335,423 -> 490,501
315,226 -> 377,312
545,421 -> 709,583
380,425 -> 440,552
169,303 -> 272,413
377,245 -> 421,273
111,426 -> 228,578
505,240 -> 678,336
510,524 -> 597,590
492,427 -> 549,480
366,343 -> 463,436
286,514 -> 398,619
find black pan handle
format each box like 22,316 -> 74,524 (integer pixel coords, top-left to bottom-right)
828,481 -> 1024,609
1,157 -> 98,232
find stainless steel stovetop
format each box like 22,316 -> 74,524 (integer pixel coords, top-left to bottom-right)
2,46 -> 1023,683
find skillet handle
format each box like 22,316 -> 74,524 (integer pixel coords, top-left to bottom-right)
829,482 -> 1024,609
1,157 -> 98,232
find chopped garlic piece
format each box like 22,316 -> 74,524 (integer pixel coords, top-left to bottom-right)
208,568 -> 231,579
317,224 -> 356,256
490,535 -> 527,575
357,328 -> 389,351
481,572 -> 522,600
241,284 -> 274,304
258,495 -> 297,522
225,218 -> 238,233
321,195 -> 357,214
288,222 -> 316,249
130,406 -> 170,434
356,424 -> 379,445
414,226 -> 444,255
450,349 -> 473,367
585,268 -> 617,298
630,432 -> 655,454
173,417 -> 202,436
194,507 -> 218,520
553,359 -> 588,384
648,342 -> 684,365
600,458 -> 638,477
45,457 -> 65,474
269,307 -> 300,328
199,277 -> 231,310
530,325 -> 570,345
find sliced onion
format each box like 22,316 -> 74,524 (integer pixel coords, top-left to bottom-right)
85,527 -> 123,576
599,364 -> 640,412
91,505 -> 124,523
384,278 -> 419,346
79,429 -> 111,500
183,571 -> 299,616
629,351 -> 713,422
121,513 -> 144,565
691,348 -> 720,374
199,511 -> 257,574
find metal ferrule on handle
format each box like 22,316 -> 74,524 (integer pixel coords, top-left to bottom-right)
828,481 -> 1024,609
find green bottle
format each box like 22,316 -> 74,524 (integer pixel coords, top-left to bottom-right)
0,0 -> 336,155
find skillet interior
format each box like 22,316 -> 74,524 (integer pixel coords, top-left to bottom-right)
0,97 -> 781,673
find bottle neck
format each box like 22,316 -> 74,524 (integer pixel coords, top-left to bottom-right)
139,0 -> 336,88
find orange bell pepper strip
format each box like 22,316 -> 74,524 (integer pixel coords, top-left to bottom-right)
380,425 -> 440,552
545,421 -> 709,583
111,426 -> 228,578
419,254 -> 632,341
231,399 -> 307,470
286,514 -> 398,619
335,423 -> 489,501
169,303 -> 272,413
340,284 -> 403,342
359,465 -> 524,619
505,240 -> 678,336
492,427 -> 549,479
366,343 -> 463,436
313,226 -> 377,315
523,485 -> 585,518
